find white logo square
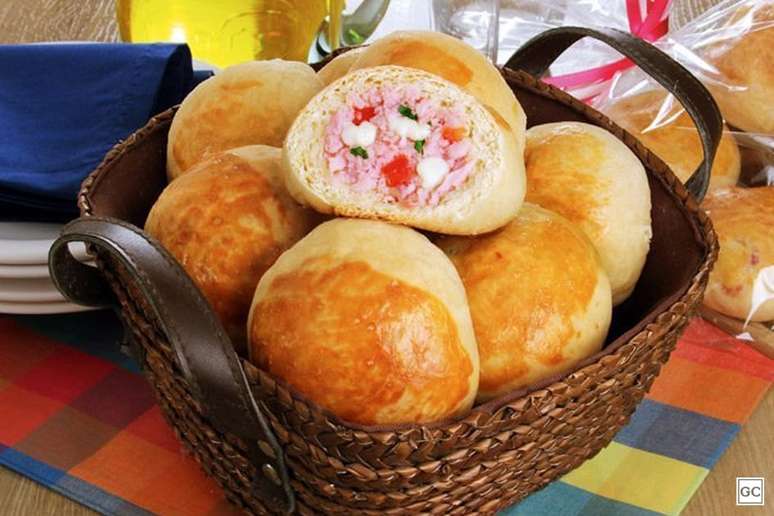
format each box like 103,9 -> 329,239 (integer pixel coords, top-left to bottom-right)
737,477 -> 765,506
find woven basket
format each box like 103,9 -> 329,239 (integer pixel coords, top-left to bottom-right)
50,28 -> 721,514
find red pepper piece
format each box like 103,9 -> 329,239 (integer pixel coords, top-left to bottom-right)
353,106 -> 376,125
382,154 -> 414,187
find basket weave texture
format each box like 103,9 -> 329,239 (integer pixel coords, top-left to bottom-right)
78,68 -> 717,515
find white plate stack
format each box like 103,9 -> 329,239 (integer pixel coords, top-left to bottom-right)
0,222 -> 96,314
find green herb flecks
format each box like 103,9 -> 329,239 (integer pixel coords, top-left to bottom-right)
350,146 -> 368,159
398,104 -> 418,121
414,139 -> 425,154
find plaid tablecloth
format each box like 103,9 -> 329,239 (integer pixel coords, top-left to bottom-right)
1,311 -> 772,515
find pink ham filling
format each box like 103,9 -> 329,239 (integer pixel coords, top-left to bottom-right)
323,85 -> 473,207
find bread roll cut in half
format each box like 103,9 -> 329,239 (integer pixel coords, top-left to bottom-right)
437,204 -> 612,402
525,122 -> 652,305
349,30 -> 527,149
167,60 -> 323,180
146,145 -> 319,354
283,66 -> 525,235
703,186 -> 774,322
317,47 -> 366,86
605,91 -> 740,190
248,218 -> 479,425
705,3 -> 774,134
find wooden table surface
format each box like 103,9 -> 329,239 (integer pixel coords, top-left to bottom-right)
1,1 -> 772,514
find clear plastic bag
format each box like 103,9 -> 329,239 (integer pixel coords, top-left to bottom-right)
495,0 -> 774,343
496,0 -> 634,65
426,0 -> 666,68
594,0 -> 774,135
494,0 -> 670,96
491,1 -> 773,143
589,0 -> 774,179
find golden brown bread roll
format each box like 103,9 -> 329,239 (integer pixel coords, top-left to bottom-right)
146,145 -> 318,353
525,122 -> 652,305
317,47 -> 366,86
167,60 -> 323,180
437,204 -> 612,401
348,31 -> 527,148
248,218 -> 479,425
705,2 -> 774,134
703,186 -> 774,322
605,90 -> 740,190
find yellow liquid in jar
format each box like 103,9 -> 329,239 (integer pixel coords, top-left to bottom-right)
117,0 -> 342,67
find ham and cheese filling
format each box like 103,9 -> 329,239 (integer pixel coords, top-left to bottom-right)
323,85 -> 473,206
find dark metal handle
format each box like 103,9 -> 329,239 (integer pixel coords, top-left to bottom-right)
505,26 -> 723,202
49,216 -> 295,514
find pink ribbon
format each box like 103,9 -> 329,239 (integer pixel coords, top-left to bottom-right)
543,0 -> 671,91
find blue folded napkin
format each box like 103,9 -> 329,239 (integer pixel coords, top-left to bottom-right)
0,43 -> 211,221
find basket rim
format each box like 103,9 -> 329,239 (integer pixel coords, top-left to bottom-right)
77,67 -> 718,434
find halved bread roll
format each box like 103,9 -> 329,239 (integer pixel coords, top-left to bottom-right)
317,47 -> 366,86
167,60 -> 323,180
525,122 -> 652,305
438,204 -> 612,401
283,65 -> 525,235
605,90 -> 740,190
248,218 -> 479,425
703,186 -> 774,322
349,30 -> 527,148
146,145 -> 319,354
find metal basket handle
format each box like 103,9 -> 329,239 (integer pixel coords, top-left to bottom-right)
48,216 -> 295,514
504,26 -> 723,202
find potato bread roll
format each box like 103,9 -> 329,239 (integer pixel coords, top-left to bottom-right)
703,186 -> 774,322
167,60 -> 323,180
605,90 -> 740,190
248,218 -> 479,425
438,204 -> 612,401
705,3 -> 774,134
146,145 -> 318,353
525,122 -> 652,305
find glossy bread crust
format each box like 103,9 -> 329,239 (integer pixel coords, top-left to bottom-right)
248,218 -> 479,425
146,145 -> 319,353
437,204 -> 612,401
167,60 -> 323,179
525,122 -> 652,305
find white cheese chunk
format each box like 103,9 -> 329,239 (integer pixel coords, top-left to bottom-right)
417,157 -> 449,190
341,121 -> 377,147
388,114 -> 430,141
408,123 -> 431,141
